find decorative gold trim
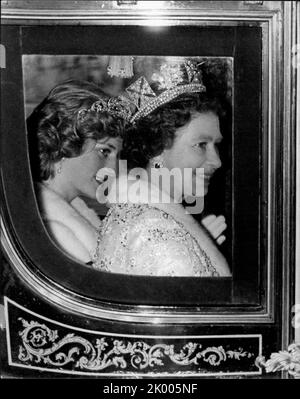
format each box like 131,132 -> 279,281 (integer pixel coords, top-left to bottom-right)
4,297 -> 263,376
256,344 -> 300,379
18,318 -> 255,372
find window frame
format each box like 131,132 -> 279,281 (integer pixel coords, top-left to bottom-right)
0,1 -> 294,329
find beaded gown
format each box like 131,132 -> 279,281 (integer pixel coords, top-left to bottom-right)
93,175 -> 230,277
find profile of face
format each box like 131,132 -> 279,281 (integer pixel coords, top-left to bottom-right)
159,111 -> 222,200
50,136 -> 122,201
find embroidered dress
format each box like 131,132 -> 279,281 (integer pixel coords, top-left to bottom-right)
93,176 -> 230,277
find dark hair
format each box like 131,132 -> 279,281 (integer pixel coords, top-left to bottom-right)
27,79 -> 126,181
121,93 -> 224,169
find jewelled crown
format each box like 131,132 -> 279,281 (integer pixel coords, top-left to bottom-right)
77,60 -> 206,124
126,60 -> 206,123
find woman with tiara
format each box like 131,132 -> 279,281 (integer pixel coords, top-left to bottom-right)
27,80 -> 126,264
93,60 -> 231,277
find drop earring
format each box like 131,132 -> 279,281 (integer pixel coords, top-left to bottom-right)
154,162 -> 163,169
153,158 -> 164,169
57,157 -> 65,174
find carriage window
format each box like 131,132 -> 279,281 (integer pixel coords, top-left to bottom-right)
2,25 -> 267,307
24,53 -> 233,275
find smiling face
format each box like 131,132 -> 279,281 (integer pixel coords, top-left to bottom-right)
161,111 -> 222,199
48,136 -> 122,202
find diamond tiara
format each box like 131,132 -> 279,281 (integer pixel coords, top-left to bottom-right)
126,60 -> 206,123
77,60 -> 206,124
130,83 -> 205,123
77,97 -> 132,122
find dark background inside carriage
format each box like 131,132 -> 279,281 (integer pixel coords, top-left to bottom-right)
1,25 -> 263,306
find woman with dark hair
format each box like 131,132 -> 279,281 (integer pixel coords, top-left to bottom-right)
93,61 -> 231,276
27,80 -> 126,264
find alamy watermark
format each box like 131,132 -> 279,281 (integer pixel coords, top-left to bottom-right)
95,160 -> 206,215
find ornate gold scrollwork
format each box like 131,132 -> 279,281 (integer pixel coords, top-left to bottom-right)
256,344 -> 300,379
18,318 -> 254,372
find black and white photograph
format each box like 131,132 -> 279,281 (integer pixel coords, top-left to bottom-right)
0,0 -> 299,383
